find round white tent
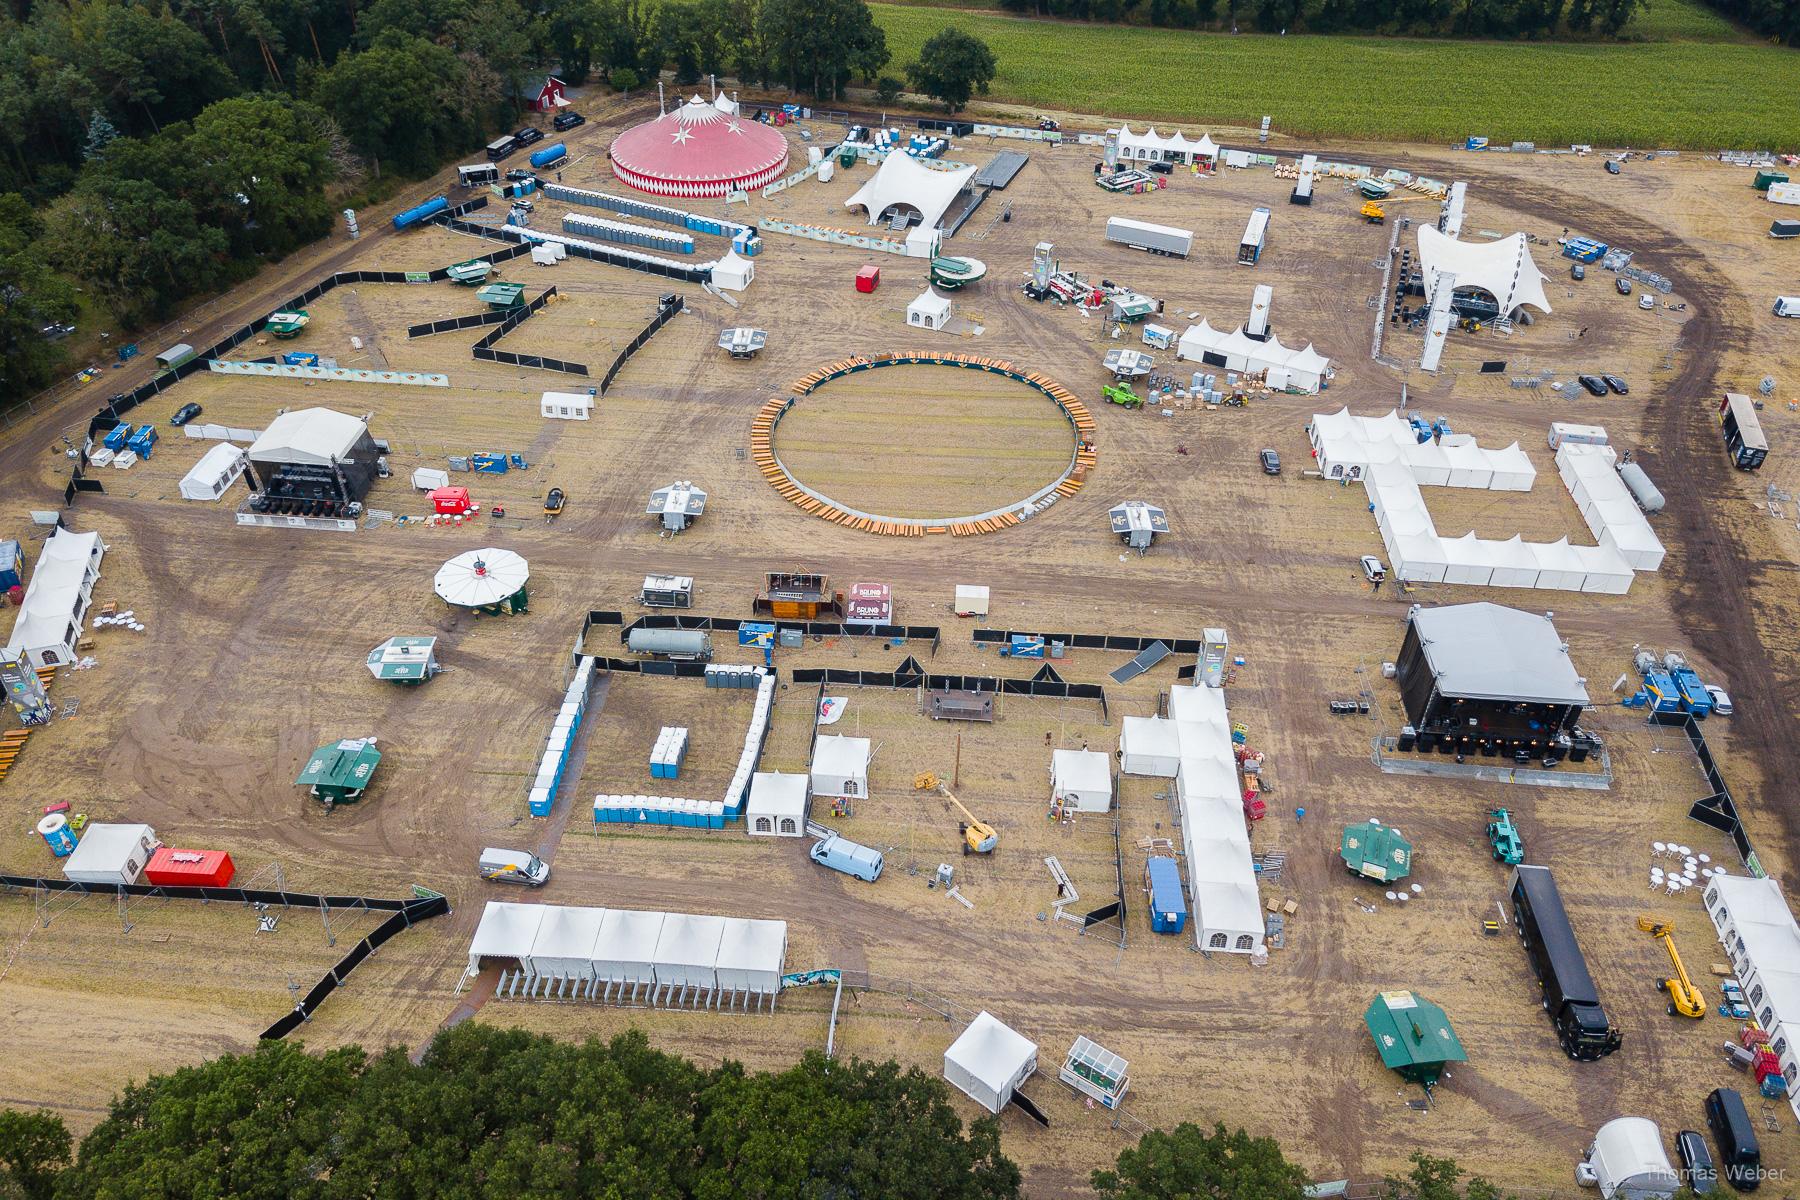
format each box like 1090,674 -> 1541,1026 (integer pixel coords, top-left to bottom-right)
434,548 -> 529,610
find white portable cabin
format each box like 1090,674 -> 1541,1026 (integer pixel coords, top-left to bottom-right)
652,912 -> 726,1000
954,585 -> 990,616
179,443 -> 249,501
541,390 -> 594,421
1119,716 -> 1181,777
466,901 -> 547,975
747,771 -> 809,837
62,822 -> 158,885
810,735 -> 871,798
1584,1117 -> 1679,1200
714,917 -> 788,1006
943,1011 -> 1038,1115
1548,421 -> 1609,449
592,907 -> 665,998
526,904 -> 607,989
907,287 -> 953,331
1051,749 -> 1113,813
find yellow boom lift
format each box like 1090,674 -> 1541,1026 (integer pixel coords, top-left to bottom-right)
1638,914 -> 1706,1019
913,772 -> 998,855
1360,195 -> 1439,223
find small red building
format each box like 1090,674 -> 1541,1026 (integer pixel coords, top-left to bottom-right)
844,582 -> 892,624
855,265 -> 880,293
144,847 -> 235,888
529,76 -> 569,113
430,486 -> 475,515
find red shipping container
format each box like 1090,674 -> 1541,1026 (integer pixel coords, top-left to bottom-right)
144,847 -> 235,888
429,486 -> 475,515
855,265 -> 880,293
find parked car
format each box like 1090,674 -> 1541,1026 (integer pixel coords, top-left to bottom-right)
1705,685 -> 1734,716
40,321 -> 75,341
1360,555 -> 1386,583
1602,375 -> 1630,395
1640,294 -> 1656,310
1259,448 -> 1281,475
514,126 -> 544,147
1605,160 -> 1622,175
505,168 -> 534,182
1617,277 -> 1633,296
170,402 -> 203,426
1577,375 -> 1609,397
552,111 -> 585,131
1676,1130 -> 1717,1196
1146,160 -> 1173,175
1571,263 -> 1586,281
1037,117 -> 1060,132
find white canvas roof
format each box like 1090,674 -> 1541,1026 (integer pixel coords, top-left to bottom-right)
1409,603 -> 1589,705
1115,124 -> 1217,160
1587,1117 -> 1678,1200
247,407 -> 367,466
1177,754 -> 1240,803
592,907 -> 665,985
179,442 -> 247,501
652,912 -> 726,989
944,1011 -> 1037,1111
908,287 -> 952,320
61,821 -> 155,884
811,735 -> 870,777
748,771 -> 809,820
1416,225 -> 1553,316
1177,320 -> 1329,392
528,904 -> 607,979
1710,876 -> 1800,1075
1120,716 -> 1182,771
845,151 -> 977,230
714,917 -> 788,994
1168,682 -> 1228,725
468,901 -> 546,971
5,528 -> 103,663
1052,749 -> 1112,797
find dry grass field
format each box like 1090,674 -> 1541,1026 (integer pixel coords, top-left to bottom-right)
4,91 -> 1800,1196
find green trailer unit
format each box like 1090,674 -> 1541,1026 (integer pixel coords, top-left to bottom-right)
1754,171 -> 1789,192
1486,808 -> 1525,865
154,343 -> 196,372
265,310 -> 310,339
1340,820 -> 1413,883
1365,990 -> 1466,1089
366,636 -> 440,683
1357,178 -> 1396,200
298,737 -> 383,805
446,259 -> 494,286
476,282 -> 526,310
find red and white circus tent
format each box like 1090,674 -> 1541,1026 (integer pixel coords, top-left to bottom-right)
609,95 -> 790,199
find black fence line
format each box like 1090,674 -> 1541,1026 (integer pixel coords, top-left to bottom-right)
621,612 -> 941,647
972,628 -> 1203,654
0,875 -> 438,910
1651,711 -> 1759,868
260,894 -> 450,1039
598,294 -> 683,396
442,217 -> 713,284
468,286 -> 591,376
789,666 -> 1106,705
407,307 -> 519,339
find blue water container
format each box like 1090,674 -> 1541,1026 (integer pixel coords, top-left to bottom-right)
37,813 -> 76,856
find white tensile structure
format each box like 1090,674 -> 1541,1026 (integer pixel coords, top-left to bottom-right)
1119,716 -> 1181,778
844,151 -> 977,231
943,1011 -> 1038,1114
746,771 -> 808,837
1706,874 -> 1800,1119
61,822 -> 158,885
1309,408 -> 1655,594
1176,320 -> 1331,393
1416,226 -> 1553,318
179,443 -> 249,501
810,734 -> 871,797
907,287 -> 952,331
1111,124 -> 1219,165
954,585 -> 990,616
1051,749 -> 1114,814
247,407 -> 369,468
541,391 -> 594,421
466,901 -> 788,1011
3,528 -> 106,668
1170,683 -> 1263,954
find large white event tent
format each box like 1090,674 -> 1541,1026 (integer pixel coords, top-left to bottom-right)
944,1011 -> 1039,1114
844,151 -> 977,231
1176,320 -> 1330,393
1111,124 -> 1219,165
1416,225 -> 1554,317
593,907 -> 665,997
526,903 -> 607,992
714,918 -> 788,998
652,912 -> 728,1001
1310,408 -> 1654,595
1168,683 -> 1263,954
3,528 -> 106,669
467,901 -> 547,974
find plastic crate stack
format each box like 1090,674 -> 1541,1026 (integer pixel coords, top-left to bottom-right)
530,655 -> 594,816
650,726 -> 689,779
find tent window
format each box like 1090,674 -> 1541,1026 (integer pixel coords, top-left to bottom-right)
779,818 -> 796,834
1753,984 -> 1765,1005
41,649 -> 59,665
844,780 -> 859,796
1762,1006 -> 1775,1026
754,817 -> 771,833
1208,933 -> 1227,949
1235,935 -> 1255,951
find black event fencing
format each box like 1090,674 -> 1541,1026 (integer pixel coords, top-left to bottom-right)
790,665 -> 1107,712
442,217 -> 713,284
621,612 -> 942,651
588,657 -> 713,678
261,894 -> 449,1039
598,294 -> 683,395
471,287 -> 590,375
408,306 -> 524,339
1652,710 -> 1759,869
972,628 -> 1205,654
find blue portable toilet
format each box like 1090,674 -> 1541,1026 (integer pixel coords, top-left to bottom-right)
103,424 -> 131,451
1146,856 -> 1188,934
0,540 -> 23,592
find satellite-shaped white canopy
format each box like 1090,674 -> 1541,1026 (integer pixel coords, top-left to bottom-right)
435,548 -> 529,608
1417,225 -> 1553,316
1103,348 -> 1154,378
845,151 -> 977,230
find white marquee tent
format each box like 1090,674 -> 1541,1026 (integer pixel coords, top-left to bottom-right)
714,918 -> 788,998
907,287 -> 952,331
653,912 -> 727,996
1558,443 -> 1666,570
1112,124 -> 1218,165
811,735 -> 871,797
1706,874 -> 1800,1121
592,907 -> 665,992
247,407 -> 368,467
944,1011 -> 1038,1114
467,901 -> 547,974
1416,225 -> 1553,317
4,528 -> 105,669
747,771 -> 808,837
844,150 -> 977,230
1176,320 -> 1330,393
1168,682 -> 1263,955
178,443 -> 249,501
1119,716 -> 1181,777
1050,749 -> 1113,814
527,904 -> 607,984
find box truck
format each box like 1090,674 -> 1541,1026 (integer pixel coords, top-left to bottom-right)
1509,865 -> 1622,1060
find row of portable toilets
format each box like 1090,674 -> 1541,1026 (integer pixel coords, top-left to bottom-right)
529,656 -> 595,816
649,726 -> 690,779
538,182 -> 759,251
594,667 -> 775,830
562,212 -> 695,256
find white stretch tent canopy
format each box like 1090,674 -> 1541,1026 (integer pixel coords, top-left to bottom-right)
747,771 -> 808,837
1112,124 -> 1218,164
1051,749 -> 1113,813
1177,320 -> 1330,393
61,822 -> 157,885
1416,225 -> 1553,316
528,904 -> 607,981
844,151 -> 977,230
907,287 -> 952,331
4,528 -> 105,669
179,443 -> 249,501
1706,874 -> 1800,1121
592,907 -> 665,986
714,918 -> 788,996
1169,683 -> 1262,955
944,1011 -> 1038,1114
711,249 -> 754,292
247,407 -> 368,466
1119,717 -> 1181,777
653,912 -> 727,992
467,901 -> 547,973
811,735 -> 870,797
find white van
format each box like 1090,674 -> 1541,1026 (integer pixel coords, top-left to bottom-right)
1775,296 -> 1800,318
479,847 -> 550,886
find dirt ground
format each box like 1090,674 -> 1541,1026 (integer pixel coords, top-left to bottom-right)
4,92 -> 1800,1196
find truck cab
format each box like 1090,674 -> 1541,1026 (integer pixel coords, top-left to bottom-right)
479,847 -> 550,886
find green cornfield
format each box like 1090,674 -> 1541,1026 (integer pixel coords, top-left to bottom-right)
872,4 -> 1800,148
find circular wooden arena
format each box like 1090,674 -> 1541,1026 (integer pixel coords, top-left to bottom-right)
752,354 -> 1097,536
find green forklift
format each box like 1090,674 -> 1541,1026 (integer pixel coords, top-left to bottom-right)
1485,809 -> 1525,865
1102,383 -> 1143,410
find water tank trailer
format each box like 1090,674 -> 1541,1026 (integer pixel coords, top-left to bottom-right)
529,142 -> 568,169
393,196 -> 450,230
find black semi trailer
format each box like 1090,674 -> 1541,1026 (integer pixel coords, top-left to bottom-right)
1510,865 -> 1622,1061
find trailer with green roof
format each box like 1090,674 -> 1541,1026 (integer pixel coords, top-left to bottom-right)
1340,820 -> 1412,883
1365,990 -> 1465,1090
298,737 -> 383,806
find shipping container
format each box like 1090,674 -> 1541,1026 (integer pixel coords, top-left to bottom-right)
485,135 -> 520,161
144,847 -> 235,888
1509,865 -> 1622,1060
458,164 -> 500,188
1237,207 -> 1271,265
1720,392 -> 1768,469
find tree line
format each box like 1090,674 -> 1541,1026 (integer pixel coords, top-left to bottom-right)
1696,0 -> 1800,43
0,1025 -> 1520,1200
994,0 -> 1644,38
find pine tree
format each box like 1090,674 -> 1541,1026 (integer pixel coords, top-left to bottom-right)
81,111 -> 119,162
